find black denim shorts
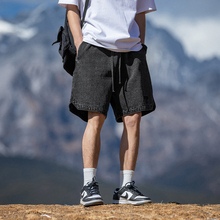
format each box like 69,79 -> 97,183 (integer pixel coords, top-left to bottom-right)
69,42 -> 156,122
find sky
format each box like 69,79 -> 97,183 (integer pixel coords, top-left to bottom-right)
148,0 -> 220,61
0,0 -> 220,61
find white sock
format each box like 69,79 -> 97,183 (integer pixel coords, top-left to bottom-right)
120,170 -> 135,187
83,168 -> 97,186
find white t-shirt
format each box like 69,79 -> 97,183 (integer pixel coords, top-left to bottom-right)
58,0 -> 156,52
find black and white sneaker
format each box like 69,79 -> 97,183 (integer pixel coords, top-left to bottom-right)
80,177 -> 103,207
113,181 -> 152,205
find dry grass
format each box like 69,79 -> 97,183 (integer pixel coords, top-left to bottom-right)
0,203 -> 220,219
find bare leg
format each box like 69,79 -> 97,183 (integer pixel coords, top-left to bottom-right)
120,112 -> 142,171
82,111 -> 105,168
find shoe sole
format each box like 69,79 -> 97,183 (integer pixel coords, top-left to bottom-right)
80,199 -> 103,207
113,198 -> 152,206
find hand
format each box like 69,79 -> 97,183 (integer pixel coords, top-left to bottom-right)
76,40 -> 83,54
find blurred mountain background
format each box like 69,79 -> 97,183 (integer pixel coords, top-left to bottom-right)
0,1 -> 219,205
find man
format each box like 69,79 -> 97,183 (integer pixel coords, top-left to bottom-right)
58,0 -> 156,206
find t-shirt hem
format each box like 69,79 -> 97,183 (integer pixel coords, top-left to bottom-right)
58,0 -> 79,9
83,38 -> 143,52
138,8 -> 157,14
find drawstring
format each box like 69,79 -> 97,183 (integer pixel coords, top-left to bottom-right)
111,55 -> 115,92
111,52 -> 122,92
118,53 -> 122,85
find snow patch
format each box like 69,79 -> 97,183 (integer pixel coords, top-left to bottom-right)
149,14 -> 220,61
0,19 -> 37,40
115,123 -> 123,138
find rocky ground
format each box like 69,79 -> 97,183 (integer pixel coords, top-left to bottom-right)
0,203 -> 220,219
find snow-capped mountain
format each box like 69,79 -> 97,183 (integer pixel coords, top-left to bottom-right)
0,5 -> 219,195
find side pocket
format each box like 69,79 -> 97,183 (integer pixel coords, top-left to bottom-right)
76,41 -> 84,61
76,42 -> 90,61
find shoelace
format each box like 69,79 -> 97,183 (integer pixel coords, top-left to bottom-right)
89,182 -> 100,195
126,181 -> 144,196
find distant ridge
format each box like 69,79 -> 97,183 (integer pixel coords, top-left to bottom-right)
1,157 -> 220,205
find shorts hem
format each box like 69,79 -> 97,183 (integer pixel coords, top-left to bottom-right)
69,100 -> 108,122
115,104 -> 156,123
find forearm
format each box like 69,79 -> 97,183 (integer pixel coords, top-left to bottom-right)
135,12 -> 146,44
67,5 -> 83,51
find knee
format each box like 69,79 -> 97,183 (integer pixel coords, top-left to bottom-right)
123,112 -> 141,129
88,111 -> 105,131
